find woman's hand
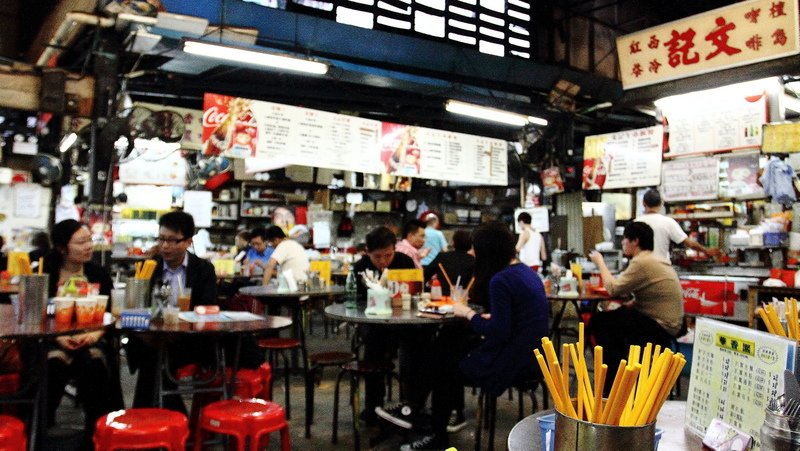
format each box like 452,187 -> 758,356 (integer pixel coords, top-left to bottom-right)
453,303 -> 474,319
55,336 -> 83,351
55,331 -> 103,350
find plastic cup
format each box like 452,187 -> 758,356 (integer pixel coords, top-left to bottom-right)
93,295 -> 109,322
163,306 -> 180,325
111,288 -> 125,317
53,297 -> 75,324
177,288 -> 192,312
75,298 -> 97,325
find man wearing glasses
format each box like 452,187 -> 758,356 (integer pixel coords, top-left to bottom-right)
130,210 -> 218,409
149,210 -> 217,306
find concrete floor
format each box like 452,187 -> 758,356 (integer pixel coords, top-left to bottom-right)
47,312 -> 688,450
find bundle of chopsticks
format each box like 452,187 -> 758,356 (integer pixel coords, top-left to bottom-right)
534,323 -> 686,426
134,259 -> 157,280
757,297 -> 799,338
436,263 -> 474,293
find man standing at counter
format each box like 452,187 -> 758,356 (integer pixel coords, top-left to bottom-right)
589,222 -> 684,393
636,188 -> 716,262
261,225 -> 310,285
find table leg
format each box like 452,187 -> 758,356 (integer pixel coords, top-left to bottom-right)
30,338 -> 46,451
550,301 -> 569,348
154,343 -> 165,408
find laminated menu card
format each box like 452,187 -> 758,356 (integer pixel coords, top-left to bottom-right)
685,318 -> 796,451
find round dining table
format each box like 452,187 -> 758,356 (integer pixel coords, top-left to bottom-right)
120,312 -> 292,407
0,304 -> 116,451
324,302 -> 474,325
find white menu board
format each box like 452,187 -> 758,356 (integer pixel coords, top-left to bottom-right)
251,101 -> 383,174
582,125 -> 663,190
663,93 -> 767,157
686,318 -> 796,451
661,157 -> 719,202
203,93 -> 508,186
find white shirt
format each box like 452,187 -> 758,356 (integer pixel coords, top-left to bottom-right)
635,213 -> 688,262
518,227 -> 544,267
271,239 -> 310,281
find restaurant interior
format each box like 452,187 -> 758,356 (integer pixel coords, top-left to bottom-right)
3,0 -> 800,450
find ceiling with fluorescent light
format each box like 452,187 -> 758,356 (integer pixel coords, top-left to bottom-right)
7,0 -> 798,144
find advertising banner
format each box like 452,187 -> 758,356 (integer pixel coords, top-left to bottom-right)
582,125 -> 663,190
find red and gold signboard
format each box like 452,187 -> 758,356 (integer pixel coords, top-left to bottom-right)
617,0 -> 800,90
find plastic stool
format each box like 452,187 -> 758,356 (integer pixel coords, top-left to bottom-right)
193,399 -> 290,451
0,414 -> 26,451
93,408 -> 188,451
332,360 -> 399,451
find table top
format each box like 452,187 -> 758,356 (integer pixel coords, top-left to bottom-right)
324,302 -> 472,325
507,400 -> 702,451
119,314 -> 292,336
0,305 -> 114,339
0,284 -> 18,294
239,284 -> 345,299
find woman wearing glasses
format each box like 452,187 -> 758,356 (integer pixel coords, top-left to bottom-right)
42,219 -> 123,450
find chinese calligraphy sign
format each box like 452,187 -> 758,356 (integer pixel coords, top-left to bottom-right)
617,0 -> 799,89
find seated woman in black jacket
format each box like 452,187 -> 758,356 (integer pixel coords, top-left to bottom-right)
42,220 -> 123,450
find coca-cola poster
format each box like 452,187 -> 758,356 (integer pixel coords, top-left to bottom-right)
202,94 -> 258,158
680,279 -> 737,316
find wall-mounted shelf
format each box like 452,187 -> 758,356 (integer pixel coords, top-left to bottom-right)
212,216 -> 238,221
669,211 -> 735,220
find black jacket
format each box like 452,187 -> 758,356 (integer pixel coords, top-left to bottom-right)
149,252 -> 218,307
424,250 -> 475,297
352,252 -> 416,301
42,254 -> 112,298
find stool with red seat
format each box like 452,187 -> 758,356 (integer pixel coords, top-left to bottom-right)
256,337 -> 310,430
0,414 -> 26,451
193,398 -> 290,451
93,408 -> 189,451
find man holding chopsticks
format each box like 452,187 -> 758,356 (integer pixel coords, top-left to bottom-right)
588,221 -> 684,394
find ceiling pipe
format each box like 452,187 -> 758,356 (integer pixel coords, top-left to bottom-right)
35,11 -> 157,67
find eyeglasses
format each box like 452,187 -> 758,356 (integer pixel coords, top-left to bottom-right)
156,236 -> 188,245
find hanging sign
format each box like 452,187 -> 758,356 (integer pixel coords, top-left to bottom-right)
686,318 -> 796,450
617,0 -> 800,90
201,93 -> 508,186
762,121 -> 800,152
662,93 -> 767,157
582,125 -> 663,190
661,156 -> 720,201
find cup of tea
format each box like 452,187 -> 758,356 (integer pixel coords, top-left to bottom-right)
177,288 -> 192,312
75,298 -> 97,325
93,295 -> 109,322
163,306 -> 180,325
53,297 -> 75,324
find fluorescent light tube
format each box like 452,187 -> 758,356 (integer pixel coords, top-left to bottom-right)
445,100 -> 547,127
183,39 -> 328,75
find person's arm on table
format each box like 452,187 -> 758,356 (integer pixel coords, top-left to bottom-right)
589,251 -> 646,299
262,258 -> 278,285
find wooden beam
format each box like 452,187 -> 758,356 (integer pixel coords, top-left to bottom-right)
0,66 -> 94,116
24,0 -> 97,64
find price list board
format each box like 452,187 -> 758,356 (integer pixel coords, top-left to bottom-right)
686,318 -> 796,451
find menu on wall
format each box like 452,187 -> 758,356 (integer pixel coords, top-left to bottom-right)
582,125 -> 663,190
686,318 -> 796,450
202,93 -> 508,186
661,156 -> 720,201
762,122 -> 800,153
662,93 -> 767,157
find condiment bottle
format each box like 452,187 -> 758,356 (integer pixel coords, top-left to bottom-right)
430,275 -> 442,300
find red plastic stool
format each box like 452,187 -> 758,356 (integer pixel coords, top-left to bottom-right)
93,408 -> 189,451
0,414 -> 26,451
232,362 -> 272,399
193,399 -> 290,451
0,374 -> 20,394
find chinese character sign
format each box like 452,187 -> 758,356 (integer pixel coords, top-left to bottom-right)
617,0 -> 799,89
